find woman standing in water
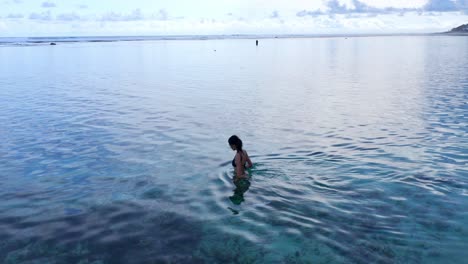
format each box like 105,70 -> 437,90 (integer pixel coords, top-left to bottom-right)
228,135 -> 253,206
228,135 -> 253,182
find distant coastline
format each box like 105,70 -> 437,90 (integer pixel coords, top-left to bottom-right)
0,33 -> 441,46
0,29 -> 466,46
438,23 -> 468,36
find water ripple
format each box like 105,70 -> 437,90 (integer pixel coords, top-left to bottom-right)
1,36 -> 467,263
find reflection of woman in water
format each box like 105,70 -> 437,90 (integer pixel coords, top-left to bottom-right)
228,135 -> 253,205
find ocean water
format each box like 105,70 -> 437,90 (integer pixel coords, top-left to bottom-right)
0,36 -> 467,263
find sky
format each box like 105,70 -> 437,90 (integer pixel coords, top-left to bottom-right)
0,0 -> 467,36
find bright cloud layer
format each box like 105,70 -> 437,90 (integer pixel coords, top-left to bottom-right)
0,0 -> 467,36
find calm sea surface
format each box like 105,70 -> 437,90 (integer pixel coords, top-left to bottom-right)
0,36 -> 467,263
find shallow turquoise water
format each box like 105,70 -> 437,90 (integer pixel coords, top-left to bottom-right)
0,36 -> 467,263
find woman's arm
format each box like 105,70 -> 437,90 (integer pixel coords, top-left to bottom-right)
244,151 -> 253,168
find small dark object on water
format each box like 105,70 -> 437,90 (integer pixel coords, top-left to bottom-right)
256,40 -> 258,46
50,42 -> 56,45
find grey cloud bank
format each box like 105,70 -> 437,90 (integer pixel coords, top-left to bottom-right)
4,0 -> 468,23
41,1 -> 56,8
100,9 -> 144,22
57,12 -> 82,21
29,11 -> 52,20
1,0 -> 467,37
296,0 -> 468,18
14,8 -> 171,22
270,11 -> 280,19
424,0 -> 467,11
7,13 -> 23,18
97,8 -> 170,22
3,0 -> 22,4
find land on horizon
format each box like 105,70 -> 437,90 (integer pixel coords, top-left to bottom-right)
0,23 -> 466,46
0,32 -> 466,45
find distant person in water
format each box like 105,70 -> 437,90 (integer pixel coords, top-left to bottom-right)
228,135 -> 253,183
256,40 -> 258,46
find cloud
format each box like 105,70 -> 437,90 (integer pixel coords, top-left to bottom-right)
56,12 -> 82,21
424,11 -> 442,16
41,1 -> 56,8
101,9 -> 144,21
296,1 -> 384,17
328,0 -> 411,15
7,13 -> 24,19
5,0 -> 467,37
296,9 -> 324,17
424,0 -> 457,11
296,0 -> 468,17
151,9 -> 168,21
20,8 -> 174,23
29,11 -> 52,20
270,10 -> 280,19
3,0 -> 22,3
326,0 -> 349,14
350,0 -> 382,13
425,0 -> 468,12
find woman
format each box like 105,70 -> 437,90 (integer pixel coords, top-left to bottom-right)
228,135 -> 253,182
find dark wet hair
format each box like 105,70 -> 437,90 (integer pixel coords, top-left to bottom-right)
228,135 -> 243,152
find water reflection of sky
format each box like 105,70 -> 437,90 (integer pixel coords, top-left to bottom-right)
0,36 -> 467,263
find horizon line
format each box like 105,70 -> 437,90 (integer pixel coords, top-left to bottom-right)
0,31 -> 458,39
